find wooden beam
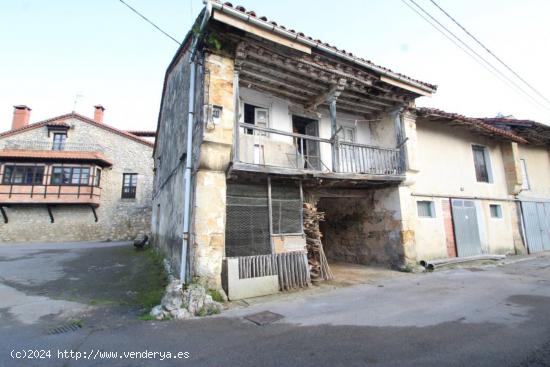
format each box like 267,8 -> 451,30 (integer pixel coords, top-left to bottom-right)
239,77 -> 310,101
213,10 -> 311,54
306,78 -> 347,110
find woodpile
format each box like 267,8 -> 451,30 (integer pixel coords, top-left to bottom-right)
303,201 -> 334,282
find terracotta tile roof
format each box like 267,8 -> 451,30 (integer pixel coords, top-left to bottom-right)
210,0 -> 437,92
416,108 -> 528,144
478,117 -> 550,146
0,112 -> 154,148
0,149 -> 113,167
125,130 -> 156,137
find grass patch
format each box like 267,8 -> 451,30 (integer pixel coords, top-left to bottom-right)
207,289 -> 224,303
138,314 -> 156,321
133,247 -> 169,309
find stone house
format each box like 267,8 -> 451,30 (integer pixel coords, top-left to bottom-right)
153,1 -> 439,299
0,105 -> 154,242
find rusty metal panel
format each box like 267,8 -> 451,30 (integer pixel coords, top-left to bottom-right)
451,199 -> 483,257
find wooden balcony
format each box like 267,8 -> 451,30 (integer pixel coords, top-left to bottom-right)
232,123 -> 405,182
0,184 -> 101,207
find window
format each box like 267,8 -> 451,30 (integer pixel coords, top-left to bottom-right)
52,133 -> 66,150
417,201 -> 435,218
50,166 -> 90,185
243,103 -> 268,135
490,204 -> 502,218
472,145 -> 492,183
338,126 -> 356,143
94,168 -> 102,187
122,173 -> 138,198
520,159 -> 530,190
2,165 -> 44,185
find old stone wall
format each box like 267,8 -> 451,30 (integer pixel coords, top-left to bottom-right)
151,47 -> 205,277
318,187 -> 405,267
0,117 -> 153,242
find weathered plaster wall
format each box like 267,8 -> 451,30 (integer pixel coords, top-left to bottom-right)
411,118 -> 518,260
0,117 -> 153,242
517,145 -> 550,200
414,119 -> 510,198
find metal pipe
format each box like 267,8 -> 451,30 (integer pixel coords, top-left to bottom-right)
420,254 -> 506,270
180,1 -> 212,281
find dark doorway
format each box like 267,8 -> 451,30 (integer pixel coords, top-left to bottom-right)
292,115 -> 321,170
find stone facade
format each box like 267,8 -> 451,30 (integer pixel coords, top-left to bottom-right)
0,115 -> 153,242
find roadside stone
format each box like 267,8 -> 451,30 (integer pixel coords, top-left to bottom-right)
183,284 -> 207,315
170,308 -> 192,320
161,280 -> 183,311
150,305 -> 164,320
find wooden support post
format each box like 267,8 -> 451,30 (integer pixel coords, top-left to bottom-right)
233,69 -> 240,163
267,176 -> 274,253
329,99 -> 339,172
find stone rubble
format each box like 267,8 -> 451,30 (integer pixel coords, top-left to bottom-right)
150,281 -> 223,320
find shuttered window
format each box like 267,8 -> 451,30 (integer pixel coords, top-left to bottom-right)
472,145 -> 490,183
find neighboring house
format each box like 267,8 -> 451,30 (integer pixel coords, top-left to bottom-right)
153,1 -> 438,299
413,108 -> 530,262
479,116 -> 550,253
0,105 -> 154,243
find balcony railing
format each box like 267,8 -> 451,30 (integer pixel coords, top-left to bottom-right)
3,140 -> 104,152
236,123 -> 404,176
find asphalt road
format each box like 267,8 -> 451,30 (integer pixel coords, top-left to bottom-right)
1,241 -> 550,366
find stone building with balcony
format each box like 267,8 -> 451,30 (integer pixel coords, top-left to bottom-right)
0,105 -> 154,243
152,1 -> 438,299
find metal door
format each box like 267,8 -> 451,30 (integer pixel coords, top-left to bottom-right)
451,199 -> 483,257
521,201 -> 550,253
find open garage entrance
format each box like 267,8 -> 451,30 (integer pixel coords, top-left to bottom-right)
315,187 -> 405,284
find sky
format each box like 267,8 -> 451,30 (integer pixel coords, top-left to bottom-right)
1,0 -> 549,132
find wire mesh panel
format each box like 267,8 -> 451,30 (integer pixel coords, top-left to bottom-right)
225,183 -> 271,257
271,182 -> 302,235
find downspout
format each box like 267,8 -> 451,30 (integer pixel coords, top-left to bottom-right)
180,1 -> 212,281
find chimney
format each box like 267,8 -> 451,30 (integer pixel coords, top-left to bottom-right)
93,105 -> 105,123
12,105 -> 32,130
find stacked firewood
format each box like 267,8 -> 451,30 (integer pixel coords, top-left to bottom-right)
303,201 -> 334,282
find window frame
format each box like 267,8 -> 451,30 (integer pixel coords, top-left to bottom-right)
471,144 -> 493,183
520,158 -> 530,191
417,200 -> 436,218
242,102 -> 270,136
121,173 -> 138,199
1,164 -> 45,185
52,132 -> 67,151
50,165 -> 91,186
489,204 -> 503,219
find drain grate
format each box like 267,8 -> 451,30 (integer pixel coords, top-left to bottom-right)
244,311 -> 284,325
47,322 -> 82,335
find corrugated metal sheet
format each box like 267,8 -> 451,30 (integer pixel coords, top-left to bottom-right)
521,201 -> 550,253
451,199 -> 483,257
